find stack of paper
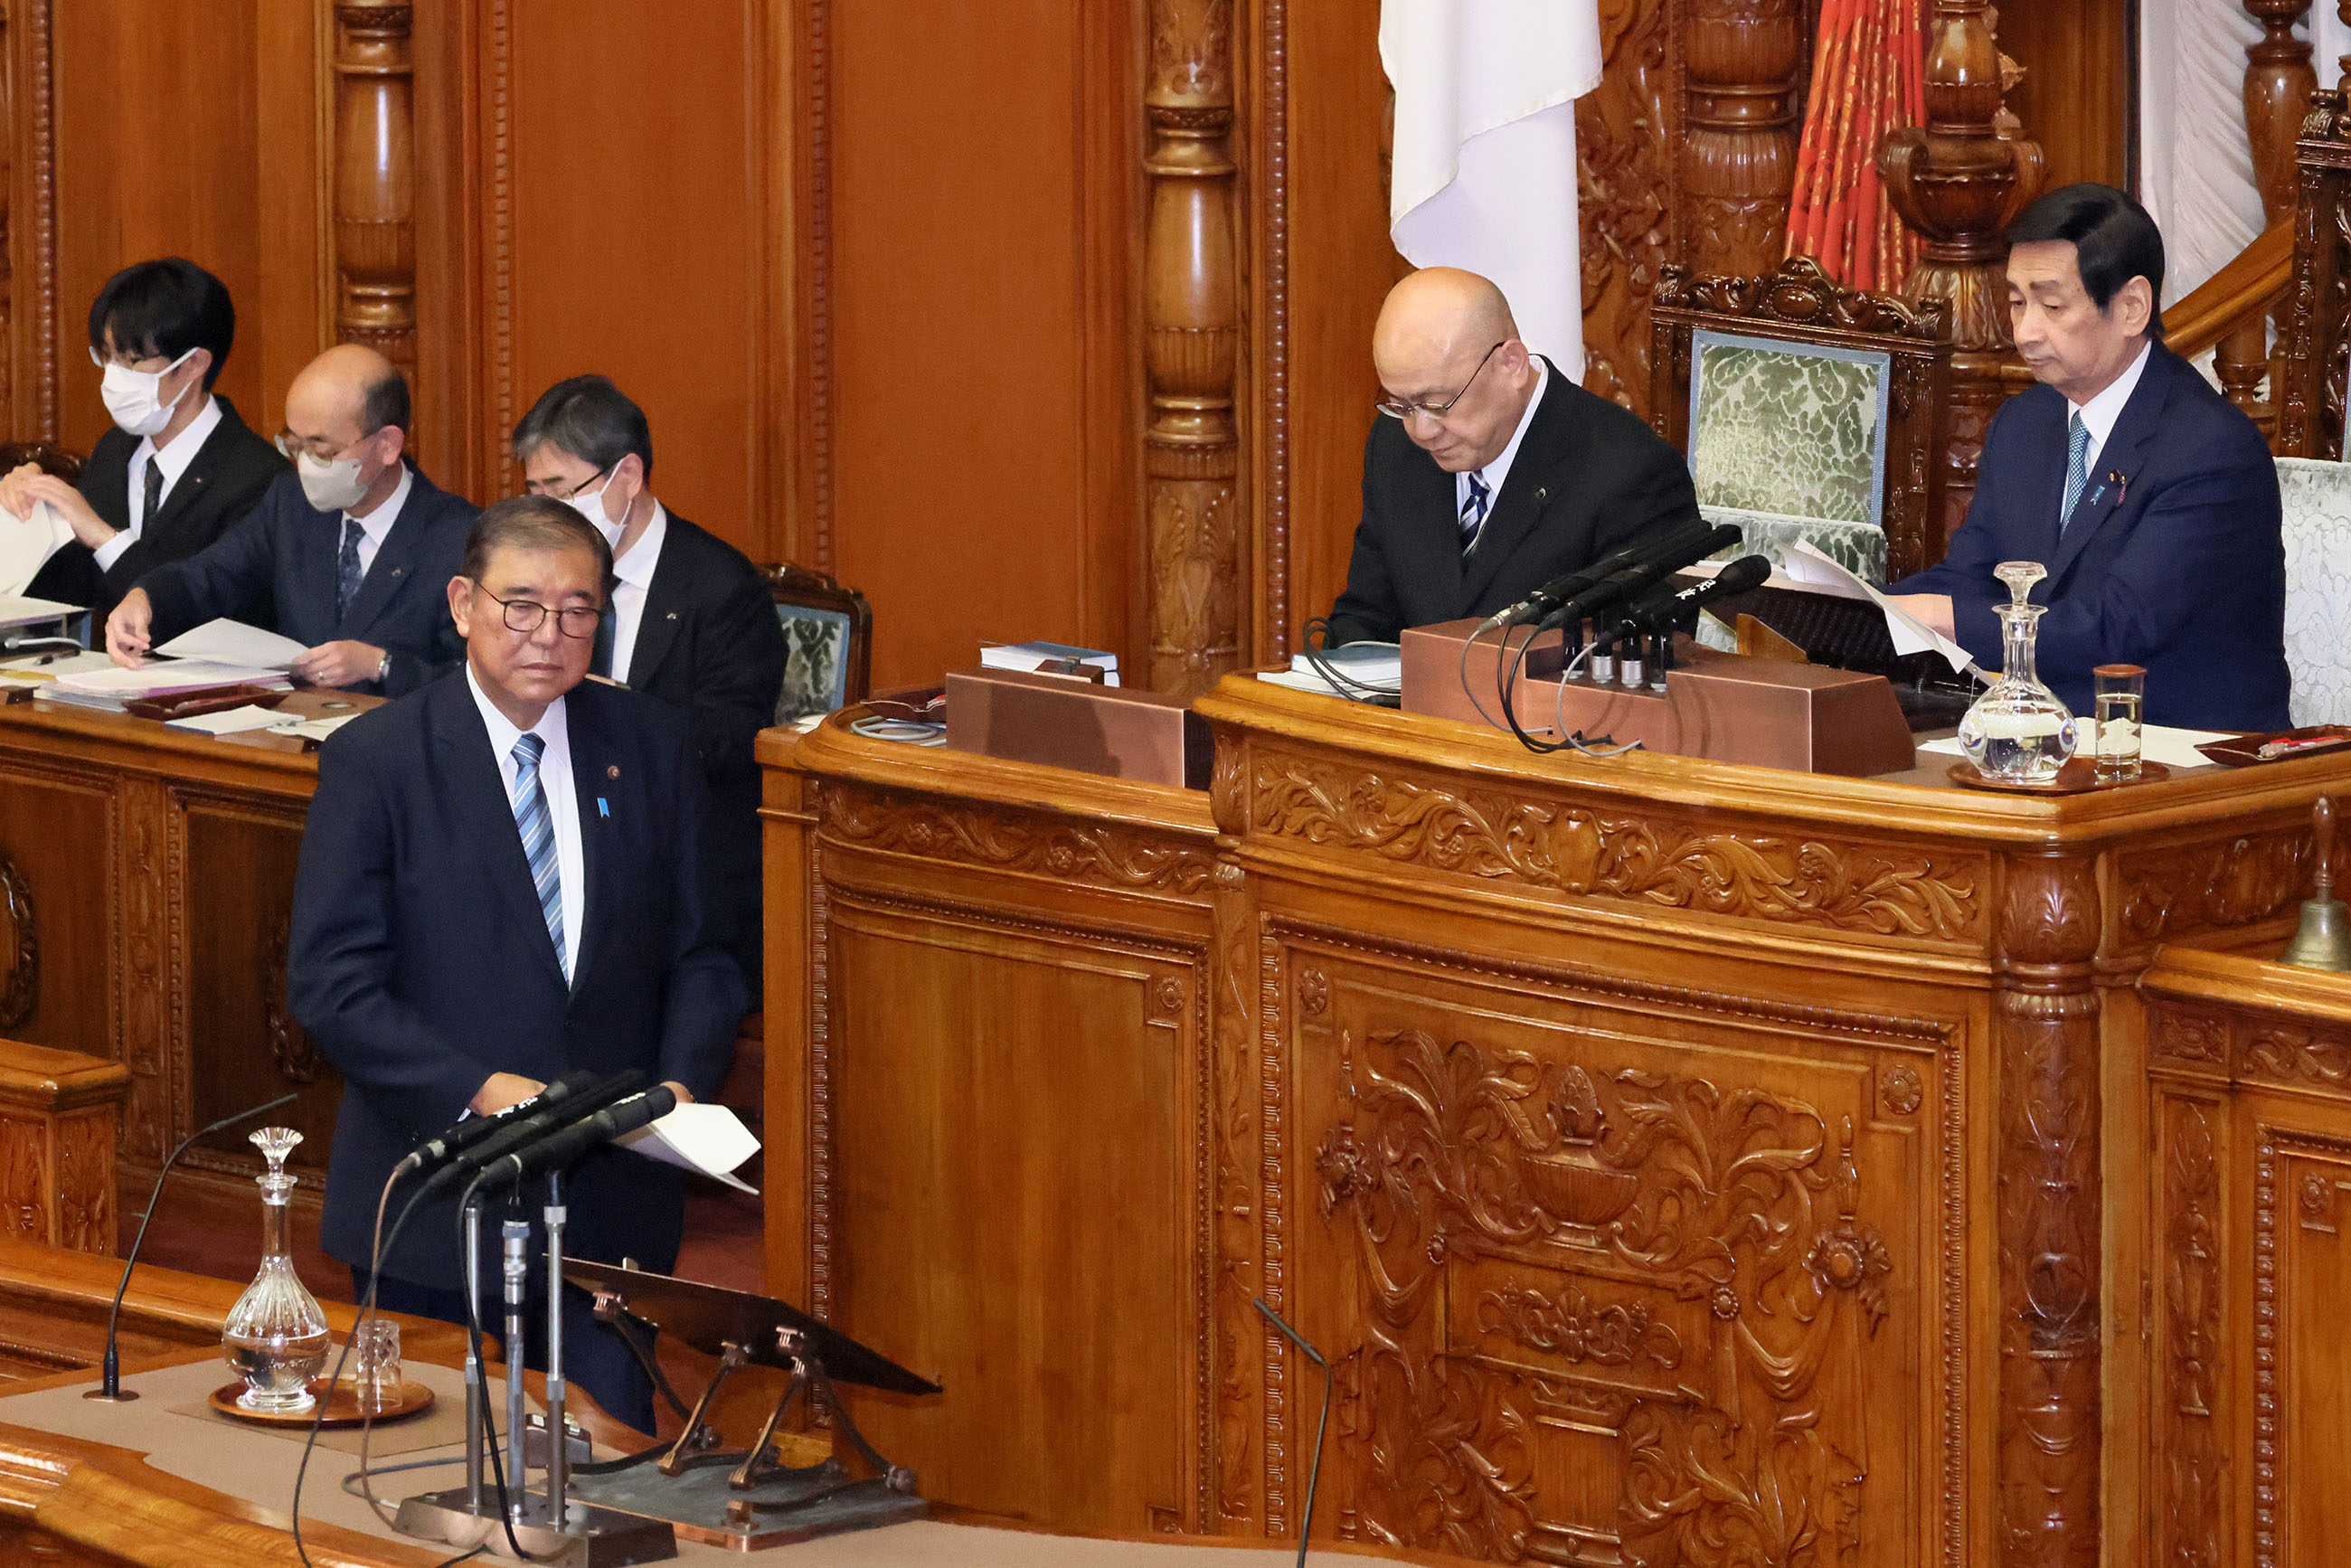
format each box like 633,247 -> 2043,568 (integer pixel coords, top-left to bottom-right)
981,640 -> 1121,687
1782,541 -> 1980,676
42,662 -> 290,713
617,1102 -> 761,1193
0,651 -> 118,686
1258,642 -> 1403,698
155,619 -> 308,671
163,704 -> 293,735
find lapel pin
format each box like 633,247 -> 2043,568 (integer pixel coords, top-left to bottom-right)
2108,470 -> 2129,505
1536,486 -> 1549,502
606,764 -> 619,779
666,611 -> 678,620
598,798 -> 610,818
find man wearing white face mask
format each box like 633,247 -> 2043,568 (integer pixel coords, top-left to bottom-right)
106,345 -> 477,693
514,374 -> 782,993
2,259 -> 287,614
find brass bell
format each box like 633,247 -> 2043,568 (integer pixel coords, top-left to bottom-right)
2280,795 -> 2351,971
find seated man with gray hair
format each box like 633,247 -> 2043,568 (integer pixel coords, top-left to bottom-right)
514,375 -> 784,994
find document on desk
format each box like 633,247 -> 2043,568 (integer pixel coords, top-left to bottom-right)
1784,540 -> 1979,676
164,704 -> 294,736
0,504 -> 74,599
155,619 -> 309,670
618,1101 -> 760,1193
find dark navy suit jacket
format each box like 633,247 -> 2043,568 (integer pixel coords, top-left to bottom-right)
1891,343 -> 2290,731
1326,356 -> 1701,646
288,673 -> 746,1287
135,464 -> 476,696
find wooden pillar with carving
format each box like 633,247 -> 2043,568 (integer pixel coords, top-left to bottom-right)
1881,0 -> 2044,554
1682,0 -> 1803,276
2281,9 -> 2351,458
1143,0 -> 1242,698
2219,1 -> 2317,440
331,3 -> 418,374
0,1040 -> 131,1256
1992,854 -> 2102,1568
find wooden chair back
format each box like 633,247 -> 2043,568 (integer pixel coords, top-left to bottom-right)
763,562 -> 873,721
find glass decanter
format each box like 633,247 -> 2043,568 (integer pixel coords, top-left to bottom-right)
1958,560 -> 2079,783
222,1127 -> 329,1412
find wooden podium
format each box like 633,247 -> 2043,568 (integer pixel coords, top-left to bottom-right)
761,675 -> 2351,1565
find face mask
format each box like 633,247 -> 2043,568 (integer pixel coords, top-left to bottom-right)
297,448 -> 374,514
567,464 -> 628,547
96,346 -> 199,439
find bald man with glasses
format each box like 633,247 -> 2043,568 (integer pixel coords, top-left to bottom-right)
1321,268 -> 1700,647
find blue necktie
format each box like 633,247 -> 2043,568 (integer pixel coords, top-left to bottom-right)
1459,471 -> 1492,554
511,733 -> 566,974
2060,411 -> 2090,535
335,517 -> 364,622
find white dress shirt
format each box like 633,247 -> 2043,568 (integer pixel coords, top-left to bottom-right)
343,462 -> 414,581
467,663 -> 584,985
2063,341 -> 2152,519
607,502 -> 668,685
1454,355 -> 1550,539
93,394 -> 222,572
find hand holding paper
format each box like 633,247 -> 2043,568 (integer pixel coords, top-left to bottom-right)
617,1101 -> 761,1193
155,618 -> 311,670
1785,541 -> 1982,678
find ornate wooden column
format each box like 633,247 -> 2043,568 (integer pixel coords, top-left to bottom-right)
1681,0 -> 1803,275
1881,0 -> 2044,553
2222,1 -> 2317,439
1143,0 -> 1242,698
2282,8 -> 2351,458
331,3 -> 418,373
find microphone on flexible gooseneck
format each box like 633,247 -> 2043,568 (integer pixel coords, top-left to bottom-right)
1482,515 -> 1724,630
413,1071 -> 647,1200
1591,553 -> 1774,643
392,1069 -> 612,1181
86,1091 -> 300,1403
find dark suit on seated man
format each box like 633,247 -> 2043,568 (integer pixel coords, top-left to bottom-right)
288,496 -> 744,1431
4,259 -> 288,614
1324,267 -> 1699,647
1889,184 -> 2290,731
105,345 -> 474,696
515,375 -> 786,993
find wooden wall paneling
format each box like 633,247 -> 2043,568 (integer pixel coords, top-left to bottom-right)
1143,0 -> 1242,699
0,1043 -> 130,1256
1248,0 -> 1393,665
0,766 -> 116,1070
253,0 -> 329,447
405,0 -> 482,491
801,0 -> 1142,691
6,0 -> 58,443
1990,1 -> 2130,194
1578,0 -> 1678,417
1682,0 -> 1802,277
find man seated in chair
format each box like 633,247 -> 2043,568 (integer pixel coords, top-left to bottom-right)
1321,267 -> 1700,646
514,375 -> 783,994
103,345 -> 477,694
1887,183 -> 2290,731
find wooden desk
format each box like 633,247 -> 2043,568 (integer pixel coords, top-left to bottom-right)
761,676 -> 2351,1565
0,697 -> 337,1243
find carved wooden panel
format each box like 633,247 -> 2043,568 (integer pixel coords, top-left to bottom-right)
1243,746 -> 1986,943
0,765 -> 113,1071
1291,948 -> 1953,1565
818,786 -> 1214,900
1577,0 -> 1677,415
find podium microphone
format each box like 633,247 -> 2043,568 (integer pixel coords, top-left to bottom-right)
1482,515 -> 1724,629
1592,553 -> 1773,643
478,1085 -> 678,1185
87,1091 -> 299,1403
392,1069 -> 612,1181
1532,522 -> 1743,637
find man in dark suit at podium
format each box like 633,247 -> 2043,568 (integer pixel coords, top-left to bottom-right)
103,345 -> 476,695
1887,183 -> 2290,731
288,496 -> 745,1430
1,259 -> 287,615
514,375 -> 784,992
1322,268 -> 1700,647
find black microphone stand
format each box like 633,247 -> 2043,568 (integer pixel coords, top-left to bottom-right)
86,1091 -> 299,1403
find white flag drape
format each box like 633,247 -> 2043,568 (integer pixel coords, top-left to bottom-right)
1380,1 -> 1604,378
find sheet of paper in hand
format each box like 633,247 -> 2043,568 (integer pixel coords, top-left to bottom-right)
0,503 -> 76,599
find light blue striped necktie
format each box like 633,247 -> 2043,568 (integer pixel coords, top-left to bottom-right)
2060,411 -> 2091,534
511,732 -> 565,973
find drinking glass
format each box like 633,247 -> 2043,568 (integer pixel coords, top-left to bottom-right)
2094,664 -> 2146,783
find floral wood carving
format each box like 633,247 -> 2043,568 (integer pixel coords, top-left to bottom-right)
261,916 -> 326,1085
2153,1010 -> 2228,1067
1654,257 -> 1950,342
1251,753 -> 1980,940
820,788 -> 1214,895
1317,1026 -> 1885,1564
2161,1098 -> 2223,1568
1881,1063 -> 1924,1117
1575,0 -> 1673,412
0,851 -> 37,1034
2119,827 -> 2338,947
1208,867 -> 1260,1520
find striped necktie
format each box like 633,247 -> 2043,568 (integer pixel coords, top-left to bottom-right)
335,517 -> 365,621
2060,411 -> 2091,535
511,733 -> 565,973
1459,471 -> 1492,554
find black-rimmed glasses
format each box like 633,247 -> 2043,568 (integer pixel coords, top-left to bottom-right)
474,584 -> 602,638
1374,342 -> 1505,422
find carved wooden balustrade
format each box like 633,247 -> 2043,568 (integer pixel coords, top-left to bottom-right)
2282,5 -> 2351,458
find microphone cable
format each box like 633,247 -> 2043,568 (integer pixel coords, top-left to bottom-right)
1295,619 -> 1402,705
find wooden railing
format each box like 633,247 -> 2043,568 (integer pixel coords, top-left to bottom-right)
2168,218 -> 2296,444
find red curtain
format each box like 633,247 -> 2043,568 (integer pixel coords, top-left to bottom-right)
1784,0 -> 1925,292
